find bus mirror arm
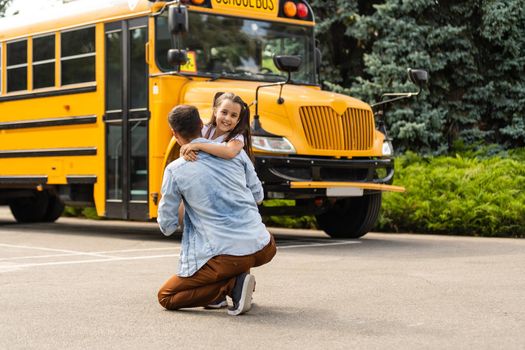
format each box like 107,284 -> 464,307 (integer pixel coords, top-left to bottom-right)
251,81 -> 287,137
251,55 -> 303,135
150,1 -> 181,17
371,68 -> 429,111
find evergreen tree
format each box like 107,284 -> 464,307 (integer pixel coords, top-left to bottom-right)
313,0 -> 525,153
310,0 -> 382,87
0,0 -> 12,17
309,0 -> 360,87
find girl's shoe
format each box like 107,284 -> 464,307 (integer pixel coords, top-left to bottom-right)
205,297 -> 228,309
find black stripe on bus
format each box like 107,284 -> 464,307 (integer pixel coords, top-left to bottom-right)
0,115 -> 97,130
66,175 -> 97,184
0,86 -> 96,103
0,147 -> 97,158
0,176 -> 48,184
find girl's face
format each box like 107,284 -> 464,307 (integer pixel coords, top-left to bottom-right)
214,99 -> 241,136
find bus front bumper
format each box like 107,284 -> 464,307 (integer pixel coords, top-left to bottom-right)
255,155 -> 404,199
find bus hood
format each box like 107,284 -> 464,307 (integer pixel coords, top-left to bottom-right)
180,80 -> 382,157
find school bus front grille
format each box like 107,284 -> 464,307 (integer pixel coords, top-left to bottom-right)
299,106 -> 374,150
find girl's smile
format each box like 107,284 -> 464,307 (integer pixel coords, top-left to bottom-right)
214,99 -> 241,137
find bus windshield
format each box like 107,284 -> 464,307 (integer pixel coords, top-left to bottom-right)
155,11 -> 316,84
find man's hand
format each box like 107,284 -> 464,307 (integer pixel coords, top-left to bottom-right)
180,144 -> 199,161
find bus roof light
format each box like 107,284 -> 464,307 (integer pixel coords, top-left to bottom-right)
296,3 -> 308,18
191,0 -> 205,4
283,1 -> 297,18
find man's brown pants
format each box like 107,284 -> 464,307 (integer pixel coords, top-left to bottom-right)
158,235 -> 276,310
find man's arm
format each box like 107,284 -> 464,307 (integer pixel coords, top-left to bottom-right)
157,167 -> 182,236
242,151 -> 264,204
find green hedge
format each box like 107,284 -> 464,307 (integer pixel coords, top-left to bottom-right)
61,148 -> 525,237
378,148 -> 525,237
262,148 -> 525,237
261,200 -> 318,229
63,206 -> 101,220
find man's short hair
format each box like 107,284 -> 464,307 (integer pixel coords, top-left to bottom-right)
168,105 -> 202,139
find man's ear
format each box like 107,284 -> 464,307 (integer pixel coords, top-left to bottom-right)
172,129 -> 182,144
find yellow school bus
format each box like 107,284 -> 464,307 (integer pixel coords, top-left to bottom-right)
0,0 -> 426,238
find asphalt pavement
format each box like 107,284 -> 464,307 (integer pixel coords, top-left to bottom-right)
0,207 -> 524,349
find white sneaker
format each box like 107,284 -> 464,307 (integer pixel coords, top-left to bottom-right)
228,273 -> 256,316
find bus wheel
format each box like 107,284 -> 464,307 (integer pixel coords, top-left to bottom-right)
316,193 -> 382,239
9,190 -> 50,223
43,194 -> 65,222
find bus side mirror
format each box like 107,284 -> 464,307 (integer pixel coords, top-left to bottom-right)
273,55 -> 302,73
167,49 -> 188,66
169,5 -> 188,34
408,69 -> 428,88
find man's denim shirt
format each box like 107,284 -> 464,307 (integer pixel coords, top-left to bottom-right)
157,138 -> 270,277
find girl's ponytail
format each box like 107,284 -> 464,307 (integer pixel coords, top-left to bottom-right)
239,102 -> 254,163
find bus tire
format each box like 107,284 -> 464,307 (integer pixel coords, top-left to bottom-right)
316,193 -> 382,239
43,194 -> 65,222
9,190 -> 50,223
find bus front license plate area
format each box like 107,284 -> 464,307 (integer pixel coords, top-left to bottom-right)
326,187 -> 364,197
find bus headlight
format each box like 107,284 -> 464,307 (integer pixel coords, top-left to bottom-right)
382,140 -> 394,157
252,136 -> 296,153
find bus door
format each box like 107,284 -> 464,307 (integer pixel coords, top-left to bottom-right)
104,18 -> 149,220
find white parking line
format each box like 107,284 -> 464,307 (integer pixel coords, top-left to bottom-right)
0,243 -> 115,259
0,240 -> 359,272
1,253 -> 181,269
278,241 -> 360,249
0,246 -> 180,261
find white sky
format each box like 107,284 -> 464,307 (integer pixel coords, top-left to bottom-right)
5,0 -> 63,16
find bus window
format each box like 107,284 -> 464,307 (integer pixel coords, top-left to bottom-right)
6,39 -> 27,92
61,26 -> 95,85
129,24 -> 147,109
33,34 -> 55,89
155,12 -> 316,84
106,29 -> 123,111
263,35 -> 312,82
130,120 -> 147,201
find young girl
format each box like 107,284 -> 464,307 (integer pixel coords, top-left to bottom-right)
179,92 -> 254,162
178,93 -> 255,309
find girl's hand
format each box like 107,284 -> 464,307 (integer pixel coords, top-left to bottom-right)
180,144 -> 199,161
183,150 -> 198,161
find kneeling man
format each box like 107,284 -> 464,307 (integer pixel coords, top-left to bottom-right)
157,105 -> 276,316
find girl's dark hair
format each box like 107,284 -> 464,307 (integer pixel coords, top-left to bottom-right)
206,92 -> 254,162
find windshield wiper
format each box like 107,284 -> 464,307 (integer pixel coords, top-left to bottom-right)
206,71 -> 286,82
207,73 -> 226,82
206,71 -> 251,81
256,72 -> 287,81
149,71 -> 192,80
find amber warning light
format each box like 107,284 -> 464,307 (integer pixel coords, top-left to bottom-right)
283,1 -> 309,19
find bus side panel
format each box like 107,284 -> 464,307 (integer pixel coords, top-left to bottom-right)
147,76 -> 193,218
0,90 -> 105,213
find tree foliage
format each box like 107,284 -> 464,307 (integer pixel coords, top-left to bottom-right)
0,0 -> 12,17
312,0 -> 525,154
